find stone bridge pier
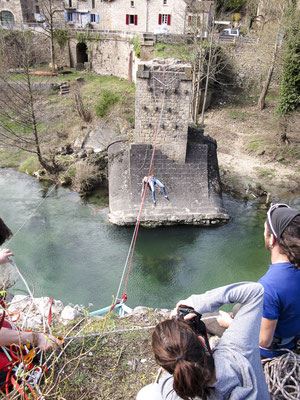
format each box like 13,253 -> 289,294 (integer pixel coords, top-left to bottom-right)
108,60 -> 229,226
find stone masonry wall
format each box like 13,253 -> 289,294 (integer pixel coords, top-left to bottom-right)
108,136 -> 229,226
134,61 -> 192,163
220,28 -> 284,90
68,35 -> 136,79
0,0 -> 24,26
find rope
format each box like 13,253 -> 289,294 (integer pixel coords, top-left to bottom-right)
6,161 -> 78,247
64,325 -> 156,341
113,66 -> 168,306
262,349 -> 300,399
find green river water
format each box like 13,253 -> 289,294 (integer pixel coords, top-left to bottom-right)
0,168 -> 299,311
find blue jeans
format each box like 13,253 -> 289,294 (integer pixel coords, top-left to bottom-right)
148,178 -> 167,202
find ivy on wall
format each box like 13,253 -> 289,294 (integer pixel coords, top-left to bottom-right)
53,29 -> 70,50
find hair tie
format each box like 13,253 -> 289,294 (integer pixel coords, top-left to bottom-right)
176,355 -> 185,363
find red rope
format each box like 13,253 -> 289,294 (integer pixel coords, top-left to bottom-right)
119,72 -> 166,303
48,297 -> 53,327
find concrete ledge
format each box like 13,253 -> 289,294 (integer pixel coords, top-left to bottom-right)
108,210 -> 230,227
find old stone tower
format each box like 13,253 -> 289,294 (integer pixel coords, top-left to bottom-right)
108,59 -> 229,226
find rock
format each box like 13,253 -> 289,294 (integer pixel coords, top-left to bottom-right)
23,315 -> 43,330
154,308 -> 171,318
132,306 -> 148,315
8,295 -> 31,313
61,305 -> 81,321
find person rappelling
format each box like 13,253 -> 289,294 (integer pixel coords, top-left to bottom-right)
141,174 -> 169,206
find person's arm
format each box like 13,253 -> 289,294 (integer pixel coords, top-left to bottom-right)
259,318 -> 277,348
0,248 -> 14,265
0,328 -> 63,351
176,282 -> 264,350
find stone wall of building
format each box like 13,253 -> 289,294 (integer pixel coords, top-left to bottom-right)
0,0 -> 24,26
134,61 -> 192,163
68,34 -> 136,79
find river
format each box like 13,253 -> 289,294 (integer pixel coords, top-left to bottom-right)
0,168 -> 298,311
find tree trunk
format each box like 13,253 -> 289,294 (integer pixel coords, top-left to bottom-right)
257,24 -> 281,111
200,25 -> 214,125
50,28 -> 55,73
279,116 -> 290,144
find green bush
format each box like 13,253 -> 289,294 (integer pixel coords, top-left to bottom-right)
275,8 -> 300,116
131,36 -> 141,58
95,90 -> 121,117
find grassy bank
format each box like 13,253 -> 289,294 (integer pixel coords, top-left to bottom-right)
0,70 -> 135,181
48,310 -> 163,400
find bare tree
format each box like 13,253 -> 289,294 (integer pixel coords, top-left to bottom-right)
257,0 -> 290,110
187,5 -> 226,125
37,0 -> 65,72
0,31 -> 59,174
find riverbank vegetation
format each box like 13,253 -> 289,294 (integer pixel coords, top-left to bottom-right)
0,1 -> 299,199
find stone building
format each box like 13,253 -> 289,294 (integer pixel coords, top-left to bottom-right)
0,0 -> 25,26
0,0 -> 65,27
63,0 -> 214,34
108,59 -> 229,226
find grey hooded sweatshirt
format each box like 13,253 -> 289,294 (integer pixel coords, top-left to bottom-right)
151,282 -> 270,400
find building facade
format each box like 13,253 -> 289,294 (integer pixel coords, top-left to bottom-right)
0,0 -> 214,34
63,0 -> 214,34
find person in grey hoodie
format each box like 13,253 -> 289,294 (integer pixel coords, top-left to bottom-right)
136,282 -> 270,400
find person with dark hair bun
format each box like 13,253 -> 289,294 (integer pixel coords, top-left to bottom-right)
0,218 -> 13,265
137,282 -> 270,400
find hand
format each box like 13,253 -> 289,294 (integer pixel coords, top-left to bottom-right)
0,249 -> 14,265
171,300 -> 195,317
35,333 -> 63,351
217,310 -> 234,329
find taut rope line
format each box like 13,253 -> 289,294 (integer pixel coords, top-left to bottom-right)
114,65 -> 168,306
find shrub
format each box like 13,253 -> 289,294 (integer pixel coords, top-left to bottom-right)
95,89 -> 121,117
72,161 -> 102,193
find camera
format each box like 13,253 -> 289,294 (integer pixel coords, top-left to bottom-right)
175,305 -> 212,356
176,305 -> 206,336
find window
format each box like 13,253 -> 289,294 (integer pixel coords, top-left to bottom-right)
68,0 -> 72,7
163,0 -> 167,4
67,12 -> 73,21
188,15 -> 202,27
130,0 -> 134,7
126,14 -> 138,25
158,14 -> 171,25
91,13 -> 95,22
35,5 -> 40,12
92,0 -> 95,9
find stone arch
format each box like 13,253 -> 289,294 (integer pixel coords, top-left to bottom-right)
0,10 -> 15,27
76,42 -> 88,65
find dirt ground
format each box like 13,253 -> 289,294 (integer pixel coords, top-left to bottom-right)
204,90 -> 299,199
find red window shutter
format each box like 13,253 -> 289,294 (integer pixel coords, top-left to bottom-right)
158,14 -> 162,25
134,15 -> 138,25
188,15 -> 191,22
126,14 -> 129,25
167,14 -> 171,25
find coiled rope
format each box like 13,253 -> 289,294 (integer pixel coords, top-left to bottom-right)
261,349 -> 300,400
